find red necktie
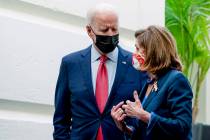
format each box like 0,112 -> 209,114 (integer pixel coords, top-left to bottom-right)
95,55 -> 108,140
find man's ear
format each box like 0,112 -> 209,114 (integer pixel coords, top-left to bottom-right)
86,25 -> 92,37
86,25 -> 96,43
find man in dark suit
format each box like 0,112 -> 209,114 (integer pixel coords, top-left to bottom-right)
53,3 -> 145,140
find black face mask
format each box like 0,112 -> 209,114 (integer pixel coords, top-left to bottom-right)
90,27 -> 119,54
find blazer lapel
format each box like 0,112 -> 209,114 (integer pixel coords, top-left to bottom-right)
142,90 -> 158,110
139,82 -> 148,102
142,73 -> 167,111
79,46 -> 100,114
103,47 -> 130,114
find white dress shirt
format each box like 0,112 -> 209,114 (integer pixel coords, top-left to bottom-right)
91,45 -> 118,95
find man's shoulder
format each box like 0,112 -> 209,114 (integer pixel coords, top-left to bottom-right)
62,46 -> 91,63
118,46 -> 132,56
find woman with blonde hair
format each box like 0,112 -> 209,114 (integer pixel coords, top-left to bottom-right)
111,26 -> 193,140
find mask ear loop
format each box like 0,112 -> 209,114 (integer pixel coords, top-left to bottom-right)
88,25 -> 97,35
87,25 -> 98,46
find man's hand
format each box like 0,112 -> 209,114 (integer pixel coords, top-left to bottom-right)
111,101 -> 126,131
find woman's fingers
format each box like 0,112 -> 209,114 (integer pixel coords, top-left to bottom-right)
122,105 -> 133,113
122,103 -> 134,110
125,99 -> 136,107
122,103 -> 139,117
122,104 -> 128,109
133,91 -> 139,102
126,100 -> 131,105
124,110 -> 133,117
133,91 -> 142,107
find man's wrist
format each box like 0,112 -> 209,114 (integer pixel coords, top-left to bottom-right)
121,122 -> 133,135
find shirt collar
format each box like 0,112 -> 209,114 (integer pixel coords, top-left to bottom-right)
91,44 -> 118,63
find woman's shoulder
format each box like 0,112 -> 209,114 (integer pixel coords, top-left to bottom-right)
158,69 -> 190,86
164,69 -> 192,89
161,68 -> 185,80
168,69 -> 184,78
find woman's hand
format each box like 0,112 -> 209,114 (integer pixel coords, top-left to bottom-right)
122,91 -> 151,123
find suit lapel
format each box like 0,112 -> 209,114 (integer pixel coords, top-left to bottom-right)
139,82 -> 148,102
139,80 -> 158,110
79,46 -> 131,115
142,73 -> 167,110
142,90 -> 158,109
103,47 -> 129,114
79,46 -> 100,113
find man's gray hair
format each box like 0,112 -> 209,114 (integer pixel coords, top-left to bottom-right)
86,3 -> 119,26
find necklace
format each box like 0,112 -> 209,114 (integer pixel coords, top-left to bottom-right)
152,81 -> 158,92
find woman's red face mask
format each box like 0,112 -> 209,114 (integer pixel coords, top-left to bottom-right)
132,45 -> 145,70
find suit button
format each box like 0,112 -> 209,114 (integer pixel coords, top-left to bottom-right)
99,116 -> 103,121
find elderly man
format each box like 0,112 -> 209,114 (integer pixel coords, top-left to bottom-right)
53,3 -> 145,140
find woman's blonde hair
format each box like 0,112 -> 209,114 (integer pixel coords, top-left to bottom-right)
135,25 -> 182,74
